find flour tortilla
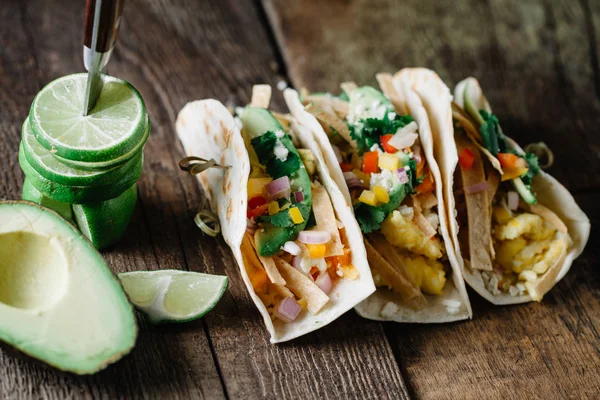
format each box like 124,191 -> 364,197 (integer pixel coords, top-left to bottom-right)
176,99 -> 374,343
445,77 -> 591,304
285,70 -> 472,323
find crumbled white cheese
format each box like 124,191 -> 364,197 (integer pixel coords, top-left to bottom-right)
369,143 -> 383,153
381,302 -> 399,318
275,130 -> 285,138
370,169 -> 399,192
274,139 -> 289,161
387,112 -> 397,120
276,80 -> 288,91
442,299 -> 462,308
424,212 -> 440,232
509,286 -> 520,297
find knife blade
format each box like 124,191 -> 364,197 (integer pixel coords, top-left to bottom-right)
83,0 -> 125,116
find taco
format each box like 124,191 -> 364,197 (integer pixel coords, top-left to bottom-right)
445,77 -> 590,304
285,68 -> 472,322
176,85 -> 375,342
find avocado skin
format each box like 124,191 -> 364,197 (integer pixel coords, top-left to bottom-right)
242,107 -> 312,256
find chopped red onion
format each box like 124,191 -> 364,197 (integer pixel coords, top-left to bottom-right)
266,176 -> 291,200
507,191 -> 519,210
343,171 -> 363,189
294,191 -> 304,202
282,241 -> 301,256
297,230 -> 331,244
388,122 -> 419,149
464,181 -> 489,194
274,297 -> 302,322
396,168 -> 409,184
315,272 -> 333,294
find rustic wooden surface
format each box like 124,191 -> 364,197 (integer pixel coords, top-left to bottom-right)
0,0 -> 597,399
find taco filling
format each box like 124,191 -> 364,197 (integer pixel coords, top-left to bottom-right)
300,83 -> 455,311
453,78 -> 569,301
239,94 -> 359,324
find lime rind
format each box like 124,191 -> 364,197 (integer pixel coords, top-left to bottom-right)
22,119 -> 143,187
19,144 -> 144,203
29,73 -> 147,162
51,117 -> 151,171
118,270 -> 228,324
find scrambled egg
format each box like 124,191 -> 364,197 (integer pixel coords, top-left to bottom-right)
492,206 -> 562,289
381,210 -> 443,260
403,255 -> 446,295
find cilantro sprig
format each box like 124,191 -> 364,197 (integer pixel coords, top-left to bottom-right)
350,114 -> 414,155
250,131 -> 301,179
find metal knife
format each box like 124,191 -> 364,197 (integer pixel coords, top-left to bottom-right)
83,0 -> 126,115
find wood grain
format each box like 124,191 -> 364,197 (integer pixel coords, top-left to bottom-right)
0,0 -> 409,399
264,0 -> 600,398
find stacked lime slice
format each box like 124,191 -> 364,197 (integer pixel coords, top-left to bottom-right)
19,73 -> 150,249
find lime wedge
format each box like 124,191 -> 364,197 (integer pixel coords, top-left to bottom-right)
118,270 -> 228,324
21,119 -> 142,186
29,73 -> 147,162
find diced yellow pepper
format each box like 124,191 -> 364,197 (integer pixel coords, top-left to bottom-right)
372,185 -> 390,204
358,190 -> 378,206
501,167 -> 528,181
289,207 -> 304,224
248,177 -> 272,198
307,244 -> 326,258
268,201 -> 280,215
378,153 -> 399,171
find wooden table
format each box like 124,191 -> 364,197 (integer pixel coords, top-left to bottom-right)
1,0 -> 598,398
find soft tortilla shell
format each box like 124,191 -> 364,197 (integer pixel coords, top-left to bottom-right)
176,99 -> 375,342
448,78 -> 591,304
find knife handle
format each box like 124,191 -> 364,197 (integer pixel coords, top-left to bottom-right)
83,0 -> 125,53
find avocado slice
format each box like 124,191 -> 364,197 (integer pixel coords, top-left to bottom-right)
0,201 -> 137,374
241,107 -> 312,256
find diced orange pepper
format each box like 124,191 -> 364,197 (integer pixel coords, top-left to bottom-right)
247,203 -> 268,219
307,244 -> 326,258
362,151 -> 379,173
340,163 -> 354,172
458,148 -> 475,170
497,153 -> 527,169
380,134 -> 398,153
416,174 -> 435,194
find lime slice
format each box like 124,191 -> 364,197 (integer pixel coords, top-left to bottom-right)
52,117 -> 151,171
19,144 -> 143,203
21,178 -> 74,223
29,73 -> 147,162
73,184 -> 138,250
22,119 -> 142,186
118,270 -> 228,324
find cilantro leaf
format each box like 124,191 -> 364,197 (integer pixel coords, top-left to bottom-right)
250,131 -> 301,179
350,114 -> 414,155
519,152 -> 540,187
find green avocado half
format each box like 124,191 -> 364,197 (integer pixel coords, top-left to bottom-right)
0,201 -> 137,374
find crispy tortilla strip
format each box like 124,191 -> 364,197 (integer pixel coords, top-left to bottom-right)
312,186 -> 344,256
241,234 -> 270,290
305,102 -> 355,147
272,111 -> 292,130
247,232 -> 287,285
376,73 -> 408,115
486,170 -> 499,259
456,135 -> 493,271
417,192 -> 438,210
275,258 -> 329,314
272,283 -> 294,299
304,95 -> 349,119
365,235 -> 425,307
341,81 -> 357,94
452,103 -> 503,175
250,84 -> 272,108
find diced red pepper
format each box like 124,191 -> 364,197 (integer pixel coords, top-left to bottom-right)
340,163 -> 354,172
458,148 -> 475,170
362,151 -> 379,173
416,174 -> 435,194
247,197 -> 268,219
380,134 -> 398,153
497,153 -> 526,169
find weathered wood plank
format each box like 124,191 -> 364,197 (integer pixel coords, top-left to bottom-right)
263,0 -> 600,193
0,0 -> 409,399
263,0 -> 600,398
